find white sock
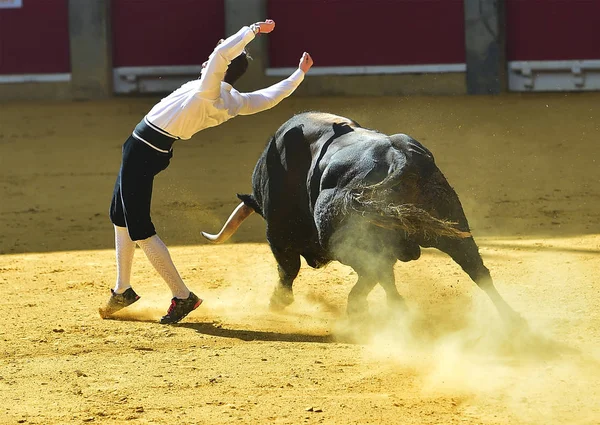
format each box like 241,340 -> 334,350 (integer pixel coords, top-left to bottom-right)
113,225 -> 136,294
137,234 -> 190,299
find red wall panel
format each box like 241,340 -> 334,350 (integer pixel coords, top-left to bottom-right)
267,0 -> 465,68
506,0 -> 600,61
0,0 -> 70,75
111,0 -> 225,67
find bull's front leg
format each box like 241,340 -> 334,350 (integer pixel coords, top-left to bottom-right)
269,246 -> 301,311
346,272 -> 378,317
347,263 -> 405,317
376,266 -> 407,312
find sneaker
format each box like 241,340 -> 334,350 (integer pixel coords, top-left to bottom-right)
99,288 -> 140,318
160,292 -> 202,324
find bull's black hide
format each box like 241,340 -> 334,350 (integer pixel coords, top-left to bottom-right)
204,112 -> 521,325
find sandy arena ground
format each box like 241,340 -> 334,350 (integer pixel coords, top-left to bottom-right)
1,93 -> 600,425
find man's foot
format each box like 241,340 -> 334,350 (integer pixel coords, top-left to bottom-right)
160,292 -> 202,324
99,288 -> 140,318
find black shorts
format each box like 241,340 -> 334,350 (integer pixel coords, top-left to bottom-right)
109,136 -> 173,241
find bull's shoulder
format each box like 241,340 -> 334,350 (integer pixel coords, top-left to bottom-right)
301,111 -> 359,127
280,111 -> 361,135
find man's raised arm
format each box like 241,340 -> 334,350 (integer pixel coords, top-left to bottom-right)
198,20 -> 276,100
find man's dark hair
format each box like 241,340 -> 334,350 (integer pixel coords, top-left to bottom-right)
224,51 -> 250,86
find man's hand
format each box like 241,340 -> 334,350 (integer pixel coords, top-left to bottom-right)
255,19 -> 275,34
299,52 -> 313,73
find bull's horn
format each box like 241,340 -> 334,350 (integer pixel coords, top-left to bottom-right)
201,202 -> 255,244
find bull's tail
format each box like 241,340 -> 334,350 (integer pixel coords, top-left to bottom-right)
201,201 -> 255,244
343,187 -> 471,240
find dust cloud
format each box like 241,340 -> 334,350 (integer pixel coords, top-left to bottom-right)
199,226 -> 599,425
331,283 -> 600,425
98,229 -> 600,424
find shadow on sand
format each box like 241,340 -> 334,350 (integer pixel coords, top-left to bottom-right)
176,321 -> 335,344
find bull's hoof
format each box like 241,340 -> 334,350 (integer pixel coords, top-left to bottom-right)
269,286 -> 294,311
503,310 -> 529,334
387,296 -> 407,312
346,299 -> 369,318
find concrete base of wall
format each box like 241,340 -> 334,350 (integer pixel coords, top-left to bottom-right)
0,72 -> 465,102
248,73 -> 467,97
0,83 -> 73,102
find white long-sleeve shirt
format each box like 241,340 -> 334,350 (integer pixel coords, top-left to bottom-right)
145,26 -> 305,140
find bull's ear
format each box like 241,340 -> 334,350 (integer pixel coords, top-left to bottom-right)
390,134 -> 435,162
349,118 -> 361,128
332,122 -> 354,136
237,193 -> 262,216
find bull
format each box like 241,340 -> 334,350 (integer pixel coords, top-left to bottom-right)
202,112 -> 522,324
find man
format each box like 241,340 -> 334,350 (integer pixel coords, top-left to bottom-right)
100,19 -> 313,324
